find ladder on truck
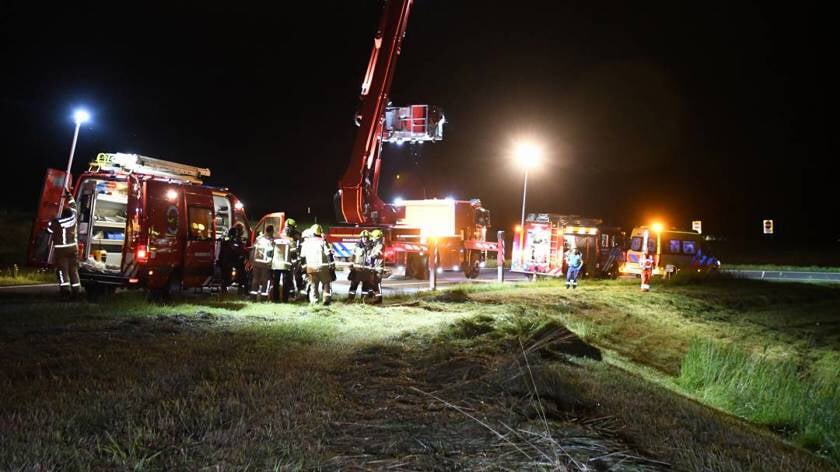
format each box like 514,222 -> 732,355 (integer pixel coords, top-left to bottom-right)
89,153 -> 211,184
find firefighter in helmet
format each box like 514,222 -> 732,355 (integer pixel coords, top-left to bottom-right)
301,224 -> 334,305
367,229 -> 385,303
348,230 -> 371,300
218,226 -> 246,293
270,221 -> 299,302
48,189 -> 80,299
285,218 -> 306,296
250,225 -> 274,300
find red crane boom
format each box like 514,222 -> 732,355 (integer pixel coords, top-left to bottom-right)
337,0 -> 413,225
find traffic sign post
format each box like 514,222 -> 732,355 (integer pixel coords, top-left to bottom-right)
763,219 -> 774,235
692,220 -> 702,234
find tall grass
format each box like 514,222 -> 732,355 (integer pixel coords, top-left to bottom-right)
677,339 -> 840,464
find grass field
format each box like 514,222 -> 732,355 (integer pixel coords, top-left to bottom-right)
1,276 -> 837,470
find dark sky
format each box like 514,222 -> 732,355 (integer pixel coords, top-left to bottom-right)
1,1 -> 834,240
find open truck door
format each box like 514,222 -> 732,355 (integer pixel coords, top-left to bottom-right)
28,169 -> 71,267
250,212 -> 286,244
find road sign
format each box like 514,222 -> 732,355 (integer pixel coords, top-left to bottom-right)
692,220 -> 702,234
763,219 -> 774,234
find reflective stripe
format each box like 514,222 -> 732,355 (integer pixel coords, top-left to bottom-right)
59,282 -> 70,287
71,283 -> 81,287
54,243 -> 76,248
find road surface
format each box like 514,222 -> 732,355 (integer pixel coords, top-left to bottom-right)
723,269 -> 840,283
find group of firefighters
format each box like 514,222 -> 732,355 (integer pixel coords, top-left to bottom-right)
47,201 -> 656,300
217,220 -> 386,305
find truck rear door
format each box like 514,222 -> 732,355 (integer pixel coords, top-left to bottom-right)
28,169 -> 71,266
183,191 -> 216,287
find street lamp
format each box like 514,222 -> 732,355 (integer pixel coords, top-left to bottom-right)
65,108 -> 91,190
514,141 -> 542,231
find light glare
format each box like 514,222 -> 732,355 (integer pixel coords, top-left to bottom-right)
73,109 -> 91,125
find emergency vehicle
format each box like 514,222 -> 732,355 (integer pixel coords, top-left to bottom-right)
511,213 -> 625,278
327,0 -> 502,278
620,225 -> 720,277
28,152 -> 275,298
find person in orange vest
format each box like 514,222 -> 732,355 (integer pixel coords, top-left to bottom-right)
640,252 -> 654,292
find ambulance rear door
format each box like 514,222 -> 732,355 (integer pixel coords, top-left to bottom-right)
28,169 -> 71,266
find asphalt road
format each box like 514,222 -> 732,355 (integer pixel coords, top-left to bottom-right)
723,269 -> 840,282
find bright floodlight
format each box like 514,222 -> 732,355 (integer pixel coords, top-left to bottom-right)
393,197 -> 404,205
514,142 -> 542,169
73,109 -> 91,125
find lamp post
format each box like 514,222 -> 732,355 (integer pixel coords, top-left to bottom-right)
514,142 -> 542,231
65,109 -> 90,190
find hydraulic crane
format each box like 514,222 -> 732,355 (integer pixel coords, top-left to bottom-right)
337,0 -> 412,225
328,0 -> 499,279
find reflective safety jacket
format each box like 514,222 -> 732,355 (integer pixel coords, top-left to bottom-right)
367,241 -> 385,270
641,254 -> 654,270
253,234 -> 274,264
301,235 -> 333,271
271,235 -> 298,270
351,240 -> 369,267
47,197 -> 78,248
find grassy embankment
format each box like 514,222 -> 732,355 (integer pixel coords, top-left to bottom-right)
2,276 -> 837,470
0,211 -> 53,286
463,276 -> 840,465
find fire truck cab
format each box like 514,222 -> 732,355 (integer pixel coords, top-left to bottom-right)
28,153 -> 273,298
620,226 -> 720,277
511,213 -> 625,278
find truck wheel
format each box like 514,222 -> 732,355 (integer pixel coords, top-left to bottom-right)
463,251 -> 481,279
149,272 -> 182,302
407,253 -> 429,280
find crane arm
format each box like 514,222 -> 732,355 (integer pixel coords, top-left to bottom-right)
337,0 -> 413,225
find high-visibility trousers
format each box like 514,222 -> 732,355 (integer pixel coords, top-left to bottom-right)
54,245 -> 80,293
307,267 -> 332,304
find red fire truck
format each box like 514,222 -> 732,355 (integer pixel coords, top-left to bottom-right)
511,213 -> 625,278
328,0 -> 502,278
28,152 -> 275,298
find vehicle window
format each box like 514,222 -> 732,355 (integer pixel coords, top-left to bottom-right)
683,240 -> 697,255
630,237 -> 642,251
669,239 -> 681,254
188,206 -> 213,241
648,239 -> 657,253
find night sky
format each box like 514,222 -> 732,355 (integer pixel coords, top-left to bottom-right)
1,1 -> 834,241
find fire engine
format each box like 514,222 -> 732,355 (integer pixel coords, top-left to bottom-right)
327,0 -> 502,278
621,225 -> 720,277
28,152 -> 279,298
511,213 -> 625,278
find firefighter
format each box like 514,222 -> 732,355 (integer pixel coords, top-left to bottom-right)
285,219 -> 306,297
218,227 -> 244,292
565,248 -> 583,289
250,225 -> 274,300
347,230 -> 371,300
367,229 -> 385,303
640,252 -> 654,292
48,190 -> 80,299
301,224 -> 334,305
270,222 -> 298,302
